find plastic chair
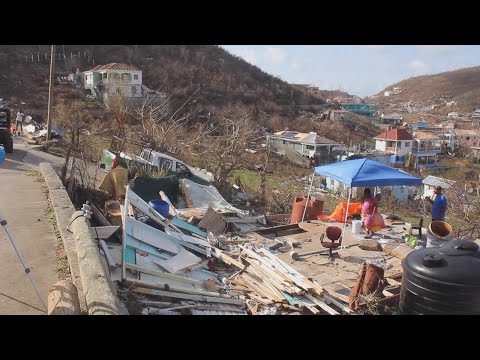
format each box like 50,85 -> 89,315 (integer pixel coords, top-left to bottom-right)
411,218 -> 423,238
320,226 -> 343,260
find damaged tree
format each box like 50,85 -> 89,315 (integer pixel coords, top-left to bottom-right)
191,109 -> 257,193
54,100 -> 96,185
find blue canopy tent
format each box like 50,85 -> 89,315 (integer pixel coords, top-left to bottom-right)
303,159 -> 422,247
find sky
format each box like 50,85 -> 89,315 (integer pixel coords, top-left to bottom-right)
221,45 -> 480,97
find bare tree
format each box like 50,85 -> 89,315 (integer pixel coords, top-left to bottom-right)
191,111 -> 257,192
55,100 -> 96,184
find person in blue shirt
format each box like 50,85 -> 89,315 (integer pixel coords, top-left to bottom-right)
426,186 -> 447,221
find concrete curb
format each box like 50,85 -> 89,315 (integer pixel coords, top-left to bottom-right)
70,211 -> 127,315
40,162 -> 87,314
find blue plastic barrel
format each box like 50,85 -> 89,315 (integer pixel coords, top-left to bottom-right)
148,199 -> 170,218
0,147 -> 5,166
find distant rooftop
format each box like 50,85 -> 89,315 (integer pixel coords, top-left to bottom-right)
87,63 -> 141,72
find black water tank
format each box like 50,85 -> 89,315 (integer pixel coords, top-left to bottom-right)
400,239 -> 480,315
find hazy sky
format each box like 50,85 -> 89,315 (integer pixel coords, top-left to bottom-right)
221,45 -> 480,97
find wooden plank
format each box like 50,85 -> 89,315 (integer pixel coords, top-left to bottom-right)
248,293 -> 273,305
241,273 -> 282,301
153,247 -> 203,274
212,248 -> 245,270
386,278 -> 402,287
280,291 -> 304,307
245,247 -> 322,295
325,289 -> 350,304
133,287 -> 245,306
303,294 -> 339,315
124,277 -> 223,298
258,248 -> 324,296
125,216 -> 182,254
171,217 -> 208,238
323,293 -> 352,314
243,257 -> 304,294
125,263 -> 213,287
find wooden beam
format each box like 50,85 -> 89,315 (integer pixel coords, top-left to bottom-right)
303,294 -> 339,315
323,293 -> 352,313
133,287 -> 245,306
212,248 -> 245,270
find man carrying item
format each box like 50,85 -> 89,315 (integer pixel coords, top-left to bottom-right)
426,186 -> 447,221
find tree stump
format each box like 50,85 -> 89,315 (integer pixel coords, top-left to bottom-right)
47,280 -> 81,315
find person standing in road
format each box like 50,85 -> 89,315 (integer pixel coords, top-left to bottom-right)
15,109 -> 24,136
426,186 -> 448,221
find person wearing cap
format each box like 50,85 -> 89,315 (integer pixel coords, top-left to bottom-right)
425,186 -> 447,221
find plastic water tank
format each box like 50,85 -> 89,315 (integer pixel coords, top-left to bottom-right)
400,239 -> 480,314
148,199 -> 170,219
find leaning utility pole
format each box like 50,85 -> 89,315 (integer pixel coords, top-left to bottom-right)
46,45 -> 55,141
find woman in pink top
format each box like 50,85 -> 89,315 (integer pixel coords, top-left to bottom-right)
362,188 -> 384,238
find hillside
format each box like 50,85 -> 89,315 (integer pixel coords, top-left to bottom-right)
0,45 -> 323,112
372,65 -> 480,115
0,45 -> 380,143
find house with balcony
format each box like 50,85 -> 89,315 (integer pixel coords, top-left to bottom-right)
373,128 -> 414,166
267,131 -> 343,166
82,63 -> 166,102
411,131 -> 442,168
83,63 -> 143,99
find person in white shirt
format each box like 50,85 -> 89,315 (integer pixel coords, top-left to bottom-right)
15,109 -> 24,135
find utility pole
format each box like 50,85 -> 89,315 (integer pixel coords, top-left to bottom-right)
46,45 -> 55,141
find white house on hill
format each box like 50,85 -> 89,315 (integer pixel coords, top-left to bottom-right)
83,63 -> 144,99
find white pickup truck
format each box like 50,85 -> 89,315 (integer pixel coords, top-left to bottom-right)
137,148 -> 214,183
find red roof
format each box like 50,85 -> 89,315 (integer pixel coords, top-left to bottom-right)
374,128 -> 414,141
88,63 -> 140,71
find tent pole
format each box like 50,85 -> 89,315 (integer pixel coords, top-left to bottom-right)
302,173 -> 315,222
342,187 -> 352,249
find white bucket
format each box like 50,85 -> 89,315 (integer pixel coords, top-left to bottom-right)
352,220 -> 362,234
426,221 -> 453,248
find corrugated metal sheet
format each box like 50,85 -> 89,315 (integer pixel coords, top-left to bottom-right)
422,175 -> 455,189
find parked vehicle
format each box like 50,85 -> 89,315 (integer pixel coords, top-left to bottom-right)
0,109 -> 13,153
100,136 -> 213,185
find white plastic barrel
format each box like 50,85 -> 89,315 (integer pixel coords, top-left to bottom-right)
352,220 -> 362,234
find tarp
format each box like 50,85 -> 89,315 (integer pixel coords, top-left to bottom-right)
314,158 -> 422,187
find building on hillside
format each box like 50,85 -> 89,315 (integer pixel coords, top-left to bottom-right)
330,110 -> 353,122
448,112 -> 459,118
267,131 -> 343,166
412,131 -> 442,168
380,113 -> 403,127
82,63 -> 166,101
408,122 -> 455,151
340,103 -> 376,117
454,129 -> 480,148
471,147 -> 480,161
373,128 -> 414,166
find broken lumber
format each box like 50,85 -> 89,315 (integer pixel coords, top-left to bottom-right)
133,287 -> 245,306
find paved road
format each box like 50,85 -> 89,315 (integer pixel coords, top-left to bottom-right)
0,136 -> 64,314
